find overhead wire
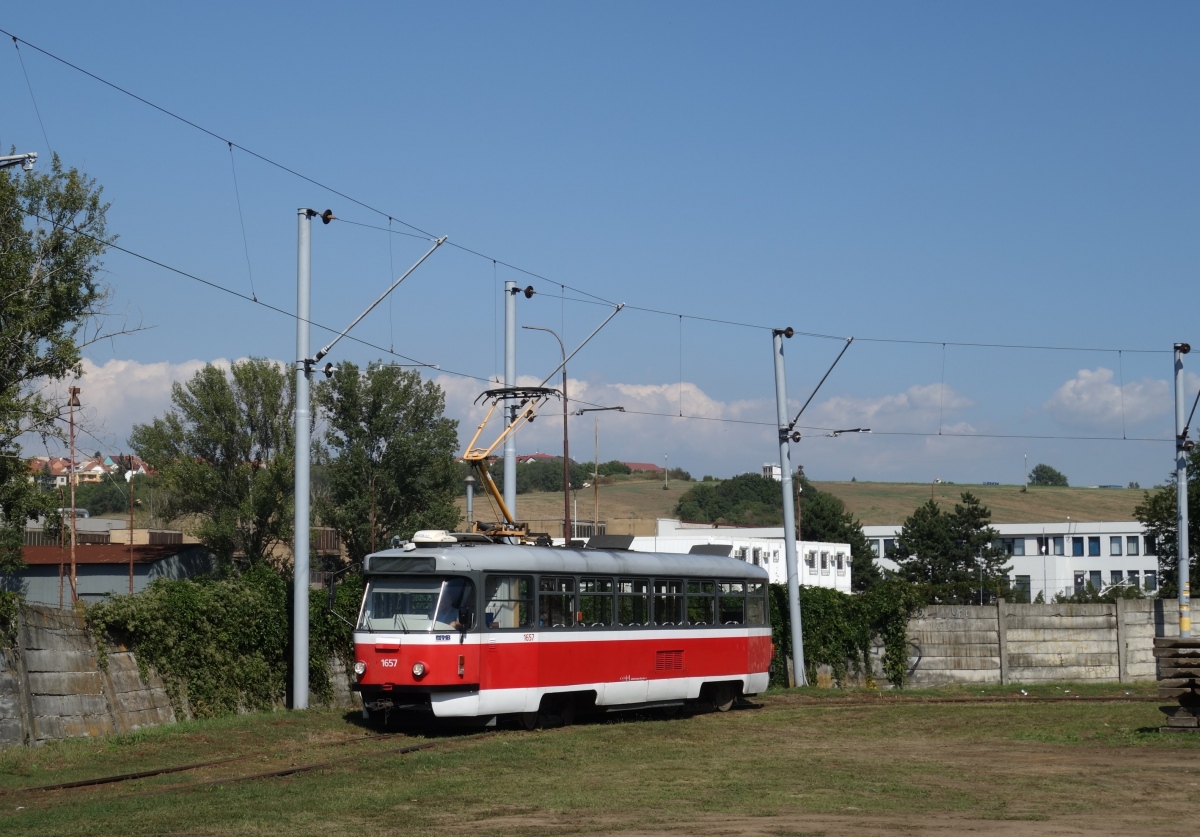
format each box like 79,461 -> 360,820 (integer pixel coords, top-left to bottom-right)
226,143 -> 257,302
11,36 -> 52,153
4,27 -> 1185,459
0,27 -> 1174,356
29,211 -> 493,385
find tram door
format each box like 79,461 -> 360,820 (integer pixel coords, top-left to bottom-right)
481,575 -> 536,697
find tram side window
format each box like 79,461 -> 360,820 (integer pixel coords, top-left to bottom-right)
718,581 -> 745,624
746,582 -> 766,625
617,578 -> 650,626
653,579 -> 684,626
687,580 -> 716,625
484,575 -> 533,629
579,578 -> 615,626
539,576 -> 576,628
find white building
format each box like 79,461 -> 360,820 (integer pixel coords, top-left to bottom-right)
631,519 -> 853,592
863,521 -> 1160,602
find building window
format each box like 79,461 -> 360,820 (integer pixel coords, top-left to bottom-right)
1110,536 -> 1122,556
1089,570 -> 1102,591
752,547 -> 762,566
1127,536 -> 1140,556
805,552 -> 816,569
1014,575 -> 1031,603
1145,571 -> 1158,592
1088,537 -> 1101,557
883,538 -> 895,554
1053,536 -> 1065,556
870,539 -> 881,558
1002,538 -> 1015,556
820,552 -> 830,575
1127,570 -> 1140,590
1073,537 -> 1086,557
1111,570 -> 1124,586
1145,536 -> 1157,556
836,554 -> 846,575
1074,572 -> 1085,594
1012,538 -> 1025,557
1037,536 -> 1049,555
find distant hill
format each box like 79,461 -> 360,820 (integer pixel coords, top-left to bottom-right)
458,479 -> 1153,533
816,481 -> 1146,526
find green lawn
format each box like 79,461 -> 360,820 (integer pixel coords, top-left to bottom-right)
3,684 -> 1195,836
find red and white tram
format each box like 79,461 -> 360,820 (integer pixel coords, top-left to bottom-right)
351,531 -> 773,726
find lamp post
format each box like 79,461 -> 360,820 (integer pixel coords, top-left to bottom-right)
67,386 -> 80,603
464,474 -> 476,529
576,406 -> 624,540
522,325 -> 571,542
663,454 -> 669,490
125,464 -> 137,594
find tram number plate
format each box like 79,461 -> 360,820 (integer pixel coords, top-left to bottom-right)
380,659 -> 398,668
524,634 -> 535,642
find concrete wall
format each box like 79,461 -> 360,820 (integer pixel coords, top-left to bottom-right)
2,603 -> 360,747
872,598 -> 1179,688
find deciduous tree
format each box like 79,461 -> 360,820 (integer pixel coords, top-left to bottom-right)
0,156 -> 114,575
129,359 -> 294,572
1028,463 -> 1069,487
314,362 -> 459,562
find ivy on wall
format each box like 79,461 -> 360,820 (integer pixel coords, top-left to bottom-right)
769,581 -> 923,689
86,568 -> 363,718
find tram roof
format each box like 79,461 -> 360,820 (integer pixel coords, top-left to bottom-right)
362,542 -> 769,580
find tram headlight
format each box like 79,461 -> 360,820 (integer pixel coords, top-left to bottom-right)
353,660 -> 367,679
412,661 -> 427,678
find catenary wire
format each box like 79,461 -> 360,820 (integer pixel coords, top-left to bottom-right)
28,211 -> 494,385
226,143 -> 257,302
11,37 -> 52,153
4,28 -> 1173,356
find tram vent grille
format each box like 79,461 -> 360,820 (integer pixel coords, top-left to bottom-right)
655,650 -> 684,671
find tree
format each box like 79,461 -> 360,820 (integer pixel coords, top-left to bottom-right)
129,359 -> 294,572
0,156 -> 113,575
891,492 -> 1009,603
1028,464 -> 1069,487
1134,446 -> 1200,598
315,362 -> 460,562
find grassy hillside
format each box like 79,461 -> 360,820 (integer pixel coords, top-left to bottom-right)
459,478 -> 1154,532
819,481 -> 1148,525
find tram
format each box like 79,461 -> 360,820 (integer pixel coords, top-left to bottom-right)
351,530 -> 773,727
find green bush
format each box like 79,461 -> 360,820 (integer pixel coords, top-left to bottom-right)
769,580 -> 923,689
87,568 -> 363,717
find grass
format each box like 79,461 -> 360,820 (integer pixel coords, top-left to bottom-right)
2,684 -> 1195,836
460,478 -> 1150,536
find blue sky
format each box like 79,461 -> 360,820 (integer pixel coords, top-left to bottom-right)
3,2 -> 1197,489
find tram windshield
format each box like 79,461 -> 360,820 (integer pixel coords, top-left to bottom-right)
358,576 -> 475,633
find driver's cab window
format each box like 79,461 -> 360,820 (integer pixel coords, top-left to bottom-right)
359,576 -> 475,632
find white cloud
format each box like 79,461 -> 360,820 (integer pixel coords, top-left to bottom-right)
1044,368 -> 1171,430
803,383 -> 975,434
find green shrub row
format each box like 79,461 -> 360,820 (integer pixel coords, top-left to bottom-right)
768,580 -> 924,688
86,568 -> 363,718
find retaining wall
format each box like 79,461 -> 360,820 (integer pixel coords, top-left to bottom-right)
2,604 -> 358,747
876,598 -> 1180,687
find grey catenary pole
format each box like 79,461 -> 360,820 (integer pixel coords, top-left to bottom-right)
293,208 -> 316,709
504,281 -> 518,519
1175,342 -> 1192,638
772,328 -> 806,686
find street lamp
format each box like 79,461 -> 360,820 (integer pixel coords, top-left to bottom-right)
464,474 -> 476,529
576,406 -> 624,540
663,454 -> 669,490
0,152 -> 37,171
67,386 -> 81,603
523,325 -> 571,543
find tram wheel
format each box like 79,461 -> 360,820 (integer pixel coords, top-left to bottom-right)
520,711 -> 539,731
708,685 -> 736,713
